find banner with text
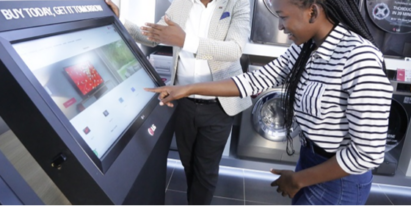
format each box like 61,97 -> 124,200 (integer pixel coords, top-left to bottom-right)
0,0 -> 113,32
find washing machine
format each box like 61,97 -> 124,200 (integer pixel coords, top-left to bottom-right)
359,0 -> 411,58
357,0 -> 411,175
236,56 -> 301,163
373,79 -> 411,176
250,0 -> 293,46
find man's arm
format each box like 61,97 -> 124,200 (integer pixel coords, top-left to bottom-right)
105,0 -> 170,47
123,20 -> 159,47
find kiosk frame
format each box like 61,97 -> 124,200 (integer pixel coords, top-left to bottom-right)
0,0 -> 176,204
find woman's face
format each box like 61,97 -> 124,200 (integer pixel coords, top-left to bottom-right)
272,0 -> 315,45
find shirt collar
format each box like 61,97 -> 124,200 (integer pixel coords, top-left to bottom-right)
191,0 -> 216,3
314,23 -> 350,61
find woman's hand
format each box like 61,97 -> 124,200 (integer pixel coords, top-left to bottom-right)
270,169 -> 302,198
105,0 -> 120,18
144,85 -> 190,107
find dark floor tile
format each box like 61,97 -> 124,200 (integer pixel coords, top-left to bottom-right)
243,170 -> 291,205
246,200 -> 272,205
165,190 -> 187,205
166,166 -> 174,188
378,185 -> 411,205
214,167 -> 244,200
385,194 -> 411,205
168,165 -> 245,200
366,191 -> 393,205
211,196 -> 244,205
167,167 -> 187,192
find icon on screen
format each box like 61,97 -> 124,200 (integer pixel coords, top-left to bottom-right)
83,127 -> 91,135
103,110 -> 109,117
131,87 -> 135,92
119,97 -> 124,103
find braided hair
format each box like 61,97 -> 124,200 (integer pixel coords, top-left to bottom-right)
283,0 -> 386,155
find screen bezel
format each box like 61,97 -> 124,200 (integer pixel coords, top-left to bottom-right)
2,17 -> 164,173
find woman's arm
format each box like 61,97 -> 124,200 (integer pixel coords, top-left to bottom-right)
145,44 -> 299,106
145,79 -> 240,106
271,156 -> 349,198
339,46 -> 393,174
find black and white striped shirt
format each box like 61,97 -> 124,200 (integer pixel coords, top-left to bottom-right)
232,24 -> 393,174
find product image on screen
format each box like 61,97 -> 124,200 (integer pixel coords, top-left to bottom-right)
64,62 -> 104,96
12,24 -> 157,161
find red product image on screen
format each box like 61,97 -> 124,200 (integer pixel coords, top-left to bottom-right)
64,62 -> 104,95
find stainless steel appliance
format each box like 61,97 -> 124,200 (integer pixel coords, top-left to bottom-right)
236,57 -> 300,163
250,0 -> 293,46
373,80 -> 411,176
358,0 -> 411,175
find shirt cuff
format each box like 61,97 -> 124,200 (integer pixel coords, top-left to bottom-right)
232,75 -> 250,98
182,33 -> 199,53
336,148 -> 368,175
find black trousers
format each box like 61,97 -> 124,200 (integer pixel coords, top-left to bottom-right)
175,98 -> 234,205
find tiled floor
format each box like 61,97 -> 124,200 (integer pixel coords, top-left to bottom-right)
165,159 -> 411,205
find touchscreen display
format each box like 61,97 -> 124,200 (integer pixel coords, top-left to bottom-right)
13,24 -> 156,159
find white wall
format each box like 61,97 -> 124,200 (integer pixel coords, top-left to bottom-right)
119,0 -> 156,26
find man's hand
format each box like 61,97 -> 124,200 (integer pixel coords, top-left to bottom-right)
270,169 -> 302,198
144,85 -> 190,107
140,16 -> 186,47
105,0 -> 119,17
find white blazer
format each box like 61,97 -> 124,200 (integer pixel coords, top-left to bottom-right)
124,0 -> 252,116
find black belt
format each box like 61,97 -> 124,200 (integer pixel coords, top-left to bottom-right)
186,98 -> 218,105
304,138 -> 335,159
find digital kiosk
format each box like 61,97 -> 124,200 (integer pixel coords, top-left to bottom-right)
0,0 -> 176,204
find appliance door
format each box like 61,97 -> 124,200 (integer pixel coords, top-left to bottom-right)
251,89 -> 300,142
360,0 -> 411,58
236,88 -> 301,162
372,94 -> 408,176
386,95 -> 408,152
250,0 -> 293,46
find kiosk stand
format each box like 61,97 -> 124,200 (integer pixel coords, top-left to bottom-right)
0,149 -> 44,205
0,0 -> 176,204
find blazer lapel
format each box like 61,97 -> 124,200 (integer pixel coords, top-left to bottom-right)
208,0 -> 228,38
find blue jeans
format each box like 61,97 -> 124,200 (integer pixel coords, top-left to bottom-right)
292,144 -> 373,205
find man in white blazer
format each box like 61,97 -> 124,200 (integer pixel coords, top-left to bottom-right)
106,0 -> 251,204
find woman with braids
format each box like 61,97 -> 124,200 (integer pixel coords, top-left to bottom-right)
146,0 -> 393,204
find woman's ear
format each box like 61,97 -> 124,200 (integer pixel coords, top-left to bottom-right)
309,4 -> 320,24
